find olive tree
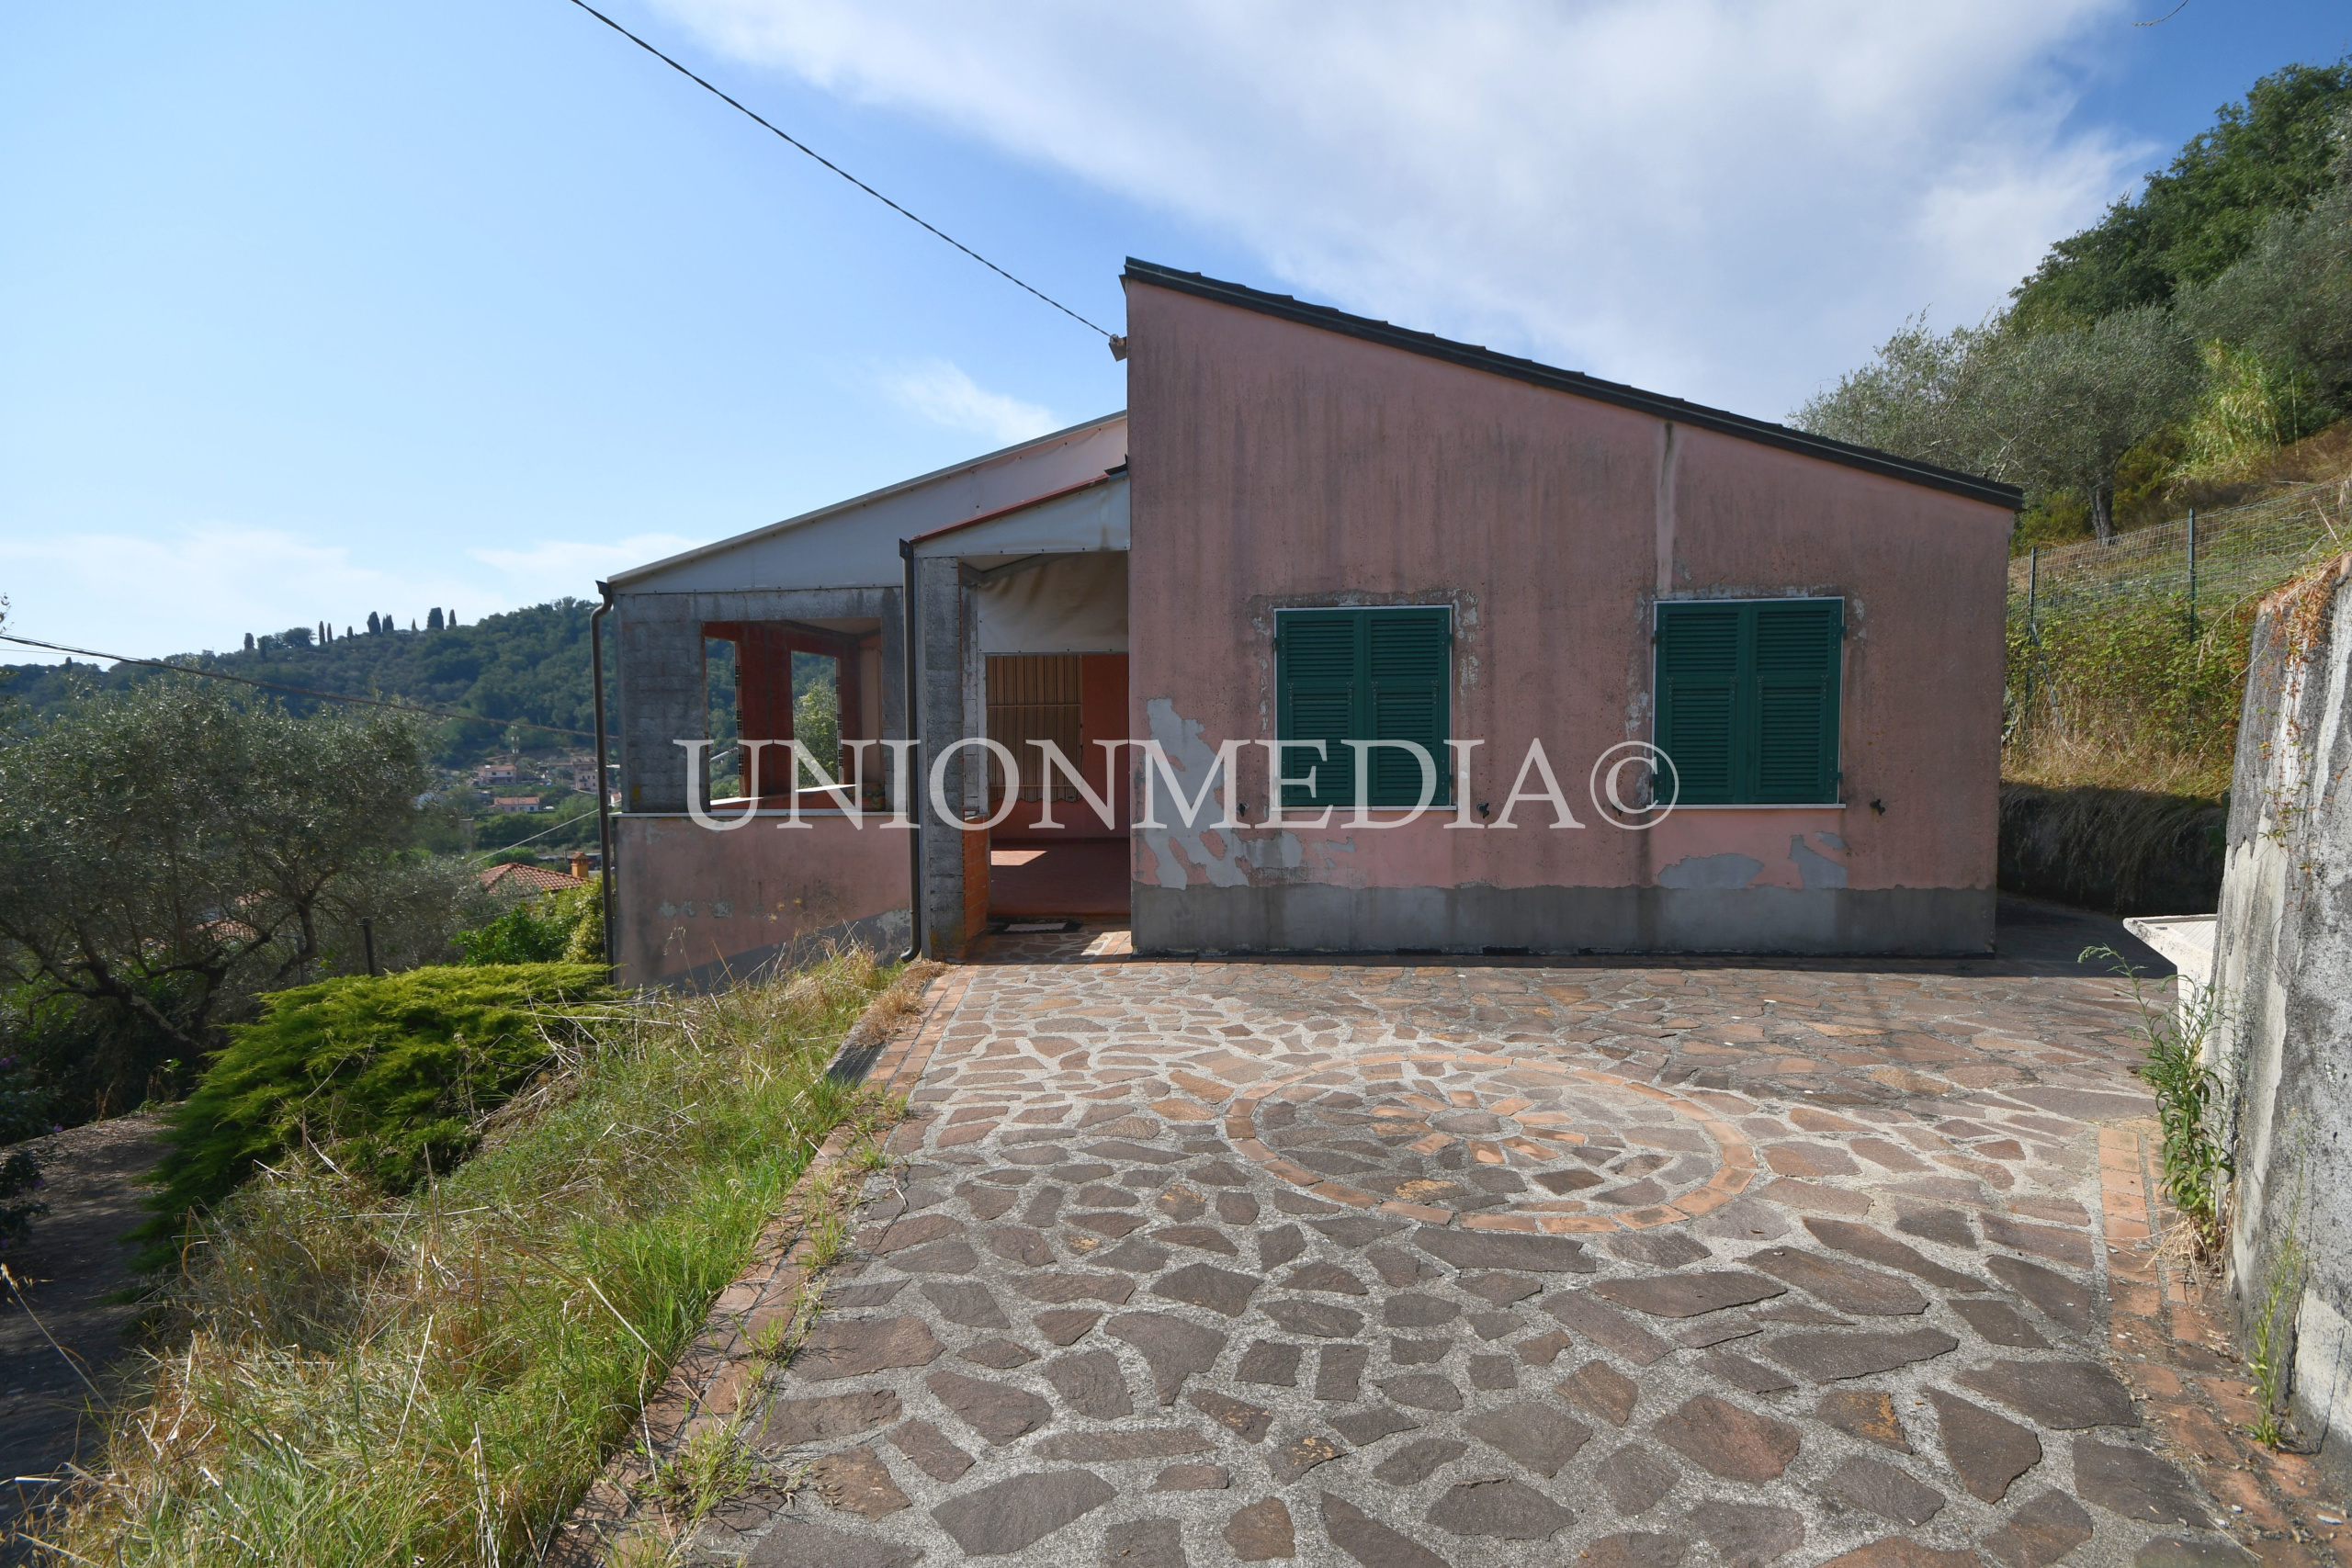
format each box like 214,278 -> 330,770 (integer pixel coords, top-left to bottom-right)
1971,307 -> 2202,542
1793,313 -> 2002,471
0,680 -> 433,1103
1798,306 -> 2200,542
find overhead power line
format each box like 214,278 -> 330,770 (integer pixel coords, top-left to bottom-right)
0,632 -> 595,739
560,0 -> 1120,345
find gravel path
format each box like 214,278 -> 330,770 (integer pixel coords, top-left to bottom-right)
1,1111 -> 164,1553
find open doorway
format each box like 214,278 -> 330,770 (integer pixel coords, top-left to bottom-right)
701,618 -> 885,808
986,652 -> 1129,918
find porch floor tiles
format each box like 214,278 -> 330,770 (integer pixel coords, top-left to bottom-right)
686,928 -> 2300,1568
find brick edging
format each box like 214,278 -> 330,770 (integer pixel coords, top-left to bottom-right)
545,962 -> 969,1566
2098,1119 -> 2345,1560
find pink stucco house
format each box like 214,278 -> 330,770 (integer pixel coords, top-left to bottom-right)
597,262 -> 2018,986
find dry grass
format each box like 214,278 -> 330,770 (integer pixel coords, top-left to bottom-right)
26,949 -> 910,1568
2161,415 -> 2352,519
2000,736 -> 2228,799
839,959 -> 944,1056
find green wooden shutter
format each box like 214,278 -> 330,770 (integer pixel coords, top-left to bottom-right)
1753,601 -> 1841,803
1277,606 -> 1452,808
1276,611 -> 1360,810
1656,599 -> 1842,806
1367,608 -> 1451,806
1655,603 -> 1741,805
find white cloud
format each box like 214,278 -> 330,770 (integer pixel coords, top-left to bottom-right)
0,525 -> 706,663
0,525 -> 451,660
468,533 -> 708,592
657,0 -> 2148,416
879,359 -> 1060,446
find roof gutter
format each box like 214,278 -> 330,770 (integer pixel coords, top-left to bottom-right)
898,539 -> 923,964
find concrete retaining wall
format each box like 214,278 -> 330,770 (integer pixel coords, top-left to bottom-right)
1998,782 -> 2224,916
2208,556 -> 2352,1470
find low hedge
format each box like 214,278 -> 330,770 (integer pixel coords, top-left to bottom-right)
145,963 -> 615,1249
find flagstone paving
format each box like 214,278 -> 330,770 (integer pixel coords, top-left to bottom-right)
685,923 -> 2297,1567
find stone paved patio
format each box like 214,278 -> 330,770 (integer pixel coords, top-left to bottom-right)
687,909 -> 2294,1567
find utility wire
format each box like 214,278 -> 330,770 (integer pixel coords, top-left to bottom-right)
560,0 -> 1116,341
467,809 -> 598,863
0,632 -> 595,739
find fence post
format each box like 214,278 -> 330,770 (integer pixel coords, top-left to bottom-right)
2022,547 -> 2039,727
2186,508 -> 2198,638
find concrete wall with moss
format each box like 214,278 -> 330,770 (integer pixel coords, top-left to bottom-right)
2210,556 -> 2352,1468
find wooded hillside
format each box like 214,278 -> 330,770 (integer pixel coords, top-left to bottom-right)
1799,59 -> 2352,548
3,598 -> 608,767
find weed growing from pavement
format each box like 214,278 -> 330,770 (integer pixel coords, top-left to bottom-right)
800,1176 -> 852,1268
34,949 -> 927,1568
657,1417 -> 759,1524
2086,945 -> 2233,1262
2246,1225 -> 2308,1448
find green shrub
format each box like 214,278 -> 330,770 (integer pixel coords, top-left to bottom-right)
454,885 -> 599,965
560,883 -> 605,964
2005,589 -> 2254,797
1,972 -> 210,1126
0,1050 -> 54,1250
144,964 -> 613,1252
452,902 -> 570,964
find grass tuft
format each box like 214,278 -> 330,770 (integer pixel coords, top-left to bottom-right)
2246,1229 -> 2306,1449
32,948 -> 909,1567
655,1417 -> 758,1524
2086,945 -> 2233,1262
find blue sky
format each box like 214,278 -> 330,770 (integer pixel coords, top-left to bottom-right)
3,1 -> 2346,663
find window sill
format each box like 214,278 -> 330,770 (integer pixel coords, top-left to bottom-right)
1661,802 -> 1845,811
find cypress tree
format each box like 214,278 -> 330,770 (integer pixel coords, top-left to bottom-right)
427,607 -> 444,631
367,612 -> 380,635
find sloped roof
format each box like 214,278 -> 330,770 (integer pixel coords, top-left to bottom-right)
1123,259 -> 2020,510
479,862 -> 588,896
606,412 -> 1127,592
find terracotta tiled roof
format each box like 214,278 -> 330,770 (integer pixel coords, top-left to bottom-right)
479,862 -> 588,896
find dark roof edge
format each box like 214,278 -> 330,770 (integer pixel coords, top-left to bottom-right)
1121,260 -> 2023,511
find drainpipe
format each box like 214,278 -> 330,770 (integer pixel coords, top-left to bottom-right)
590,582 -> 618,979
899,540 -> 924,963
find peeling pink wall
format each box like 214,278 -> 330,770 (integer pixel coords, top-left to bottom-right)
614,813 -> 910,987
1123,282 -> 2009,902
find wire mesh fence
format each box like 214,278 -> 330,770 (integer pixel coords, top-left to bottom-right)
2000,475 -> 2352,792
2007,476 -> 2352,624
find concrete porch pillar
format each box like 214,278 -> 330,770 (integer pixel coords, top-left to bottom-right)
911,554 -> 981,956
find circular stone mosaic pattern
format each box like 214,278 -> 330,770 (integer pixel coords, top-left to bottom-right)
1222,1053 -> 1756,1232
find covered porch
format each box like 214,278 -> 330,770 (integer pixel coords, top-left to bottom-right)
907,468 -> 1133,954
